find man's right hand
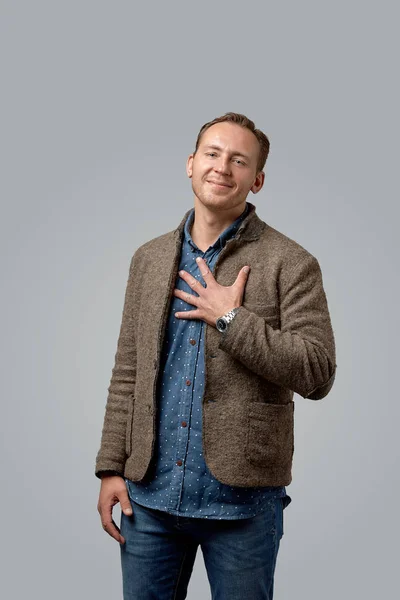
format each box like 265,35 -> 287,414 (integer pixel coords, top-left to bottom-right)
97,475 -> 133,544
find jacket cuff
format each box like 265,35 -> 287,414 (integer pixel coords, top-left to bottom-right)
95,458 -> 126,480
304,365 -> 337,400
96,470 -> 124,479
217,305 -> 255,352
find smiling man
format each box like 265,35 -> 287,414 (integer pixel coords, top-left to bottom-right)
95,112 -> 337,600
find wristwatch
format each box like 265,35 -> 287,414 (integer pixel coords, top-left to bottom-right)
216,307 -> 240,332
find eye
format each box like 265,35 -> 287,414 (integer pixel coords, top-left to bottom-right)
206,152 -> 217,157
234,159 -> 245,165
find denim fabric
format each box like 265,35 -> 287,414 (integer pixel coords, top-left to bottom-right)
120,493 -> 286,600
127,202 -> 291,518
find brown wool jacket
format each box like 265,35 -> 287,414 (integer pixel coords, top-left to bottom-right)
95,202 -> 337,487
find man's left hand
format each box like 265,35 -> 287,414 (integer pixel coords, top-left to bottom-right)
173,257 -> 250,328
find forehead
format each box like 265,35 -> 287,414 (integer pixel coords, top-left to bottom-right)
199,122 -> 259,159
199,122 -> 259,156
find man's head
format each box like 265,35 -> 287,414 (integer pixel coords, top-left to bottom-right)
186,112 -> 270,213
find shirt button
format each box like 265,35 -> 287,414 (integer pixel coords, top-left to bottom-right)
181,421 -> 187,427
189,339 -> 196,345
186,379 -> 191,386
176,459 -> 183,466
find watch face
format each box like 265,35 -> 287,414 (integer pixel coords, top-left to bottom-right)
216,318 -> 227,332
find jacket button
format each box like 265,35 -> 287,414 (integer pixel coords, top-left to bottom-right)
189,339 -> 196,345
176,459 -> 183,466
181,421 -> 187,427
185,379 -> 191,386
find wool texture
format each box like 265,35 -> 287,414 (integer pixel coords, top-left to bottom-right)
95,202 -> 337,487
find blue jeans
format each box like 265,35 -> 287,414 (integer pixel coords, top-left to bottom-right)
120,480 -> 291,599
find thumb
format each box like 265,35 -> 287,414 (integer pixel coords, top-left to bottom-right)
238,265 -> 250,281
119,491 -> 133,516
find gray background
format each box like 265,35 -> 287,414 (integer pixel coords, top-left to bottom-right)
1,0 -> 398,598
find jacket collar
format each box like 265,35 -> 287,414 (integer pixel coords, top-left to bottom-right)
173,201 -> 266,243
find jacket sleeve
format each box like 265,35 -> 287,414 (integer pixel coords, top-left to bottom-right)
94,251 -> 139,478
217,254 -> 337,400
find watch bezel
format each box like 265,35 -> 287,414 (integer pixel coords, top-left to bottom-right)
216,307 -> 239,332
216,317 -> 228,332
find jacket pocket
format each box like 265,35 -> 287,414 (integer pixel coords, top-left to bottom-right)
125,396 -> 135,456
246,401 -> 294,467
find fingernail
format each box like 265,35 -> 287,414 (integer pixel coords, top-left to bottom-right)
125,508 -> 132,515
243,266 -> 250,273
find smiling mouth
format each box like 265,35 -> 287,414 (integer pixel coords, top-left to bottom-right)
207,181 -> 232,188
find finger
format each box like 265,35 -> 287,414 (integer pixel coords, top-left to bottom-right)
173,289 -> 200,307
235,265 -> 250,286
100,503 -> 126,545
178,270 -> 205,293
195,257 -> 215,285
105,516 -> 125,545
175,309 -> 201,319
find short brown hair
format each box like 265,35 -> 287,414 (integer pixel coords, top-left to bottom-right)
194,112 -> 270,174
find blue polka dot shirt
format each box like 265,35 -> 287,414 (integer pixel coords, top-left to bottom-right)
126,202 -> 290,519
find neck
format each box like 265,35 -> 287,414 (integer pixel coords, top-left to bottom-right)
190,199 -> 247,252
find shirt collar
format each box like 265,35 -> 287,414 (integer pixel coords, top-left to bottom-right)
184,202 -> 250,252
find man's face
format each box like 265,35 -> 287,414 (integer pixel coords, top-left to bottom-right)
186,122 -> 265,212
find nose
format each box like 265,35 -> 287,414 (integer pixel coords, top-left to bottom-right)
213,156 -> 231,175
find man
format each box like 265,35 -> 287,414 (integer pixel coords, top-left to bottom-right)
95,112 -> 337,599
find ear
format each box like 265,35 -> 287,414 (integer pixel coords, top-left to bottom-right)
250,170 -> 265,194
186,154 -> 194,178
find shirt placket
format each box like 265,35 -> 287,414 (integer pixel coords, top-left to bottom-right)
170,243 -> 219,512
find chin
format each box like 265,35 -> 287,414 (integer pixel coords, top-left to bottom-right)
193,182 -> 242,210
198,195 -> 233,210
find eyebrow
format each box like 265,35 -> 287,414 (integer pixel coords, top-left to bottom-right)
203,144 -> 251,161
